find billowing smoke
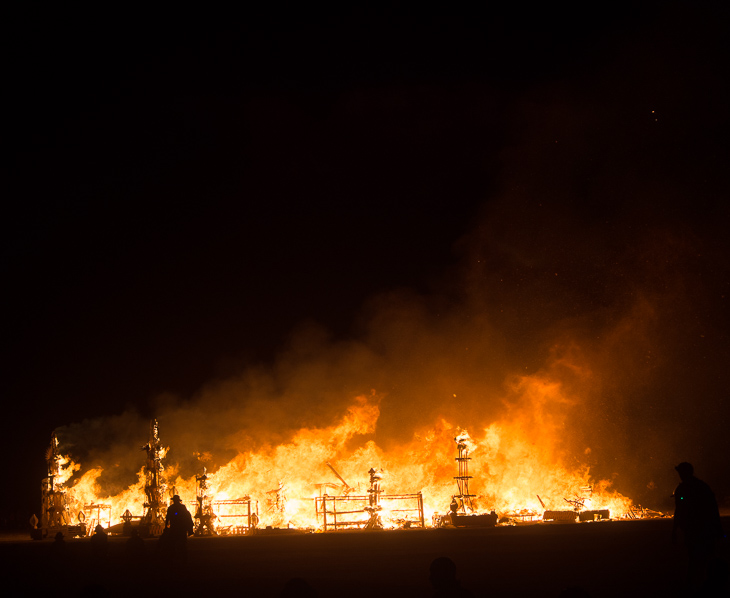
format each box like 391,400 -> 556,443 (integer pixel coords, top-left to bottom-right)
56,198 -> 728,514
55,37 -> 729,514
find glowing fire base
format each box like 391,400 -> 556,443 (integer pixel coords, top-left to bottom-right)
315,492 -> 425,531
32,412 -> 655,538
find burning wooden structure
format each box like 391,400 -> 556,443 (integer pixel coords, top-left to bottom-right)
140,419 -> 167,536
315,467 -> 425,531
193,468 -> 216,535
435,432 -> 498,528
83,503 -> 112,533
189,497 -> 259,535
264,479 -> 289,528
31,432 -> 86,539
191,471 -> 259,536
32,412 -> 648,537
209,497 -> 259,533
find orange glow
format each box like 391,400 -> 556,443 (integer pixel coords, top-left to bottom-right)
58,369 -> 634,530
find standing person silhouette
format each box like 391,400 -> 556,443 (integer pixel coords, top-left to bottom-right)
672,462 -> 723,587
165,494 -> 194,539
161,494 -> 194,567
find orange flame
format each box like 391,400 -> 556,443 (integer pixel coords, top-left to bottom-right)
59,368 -> 634,529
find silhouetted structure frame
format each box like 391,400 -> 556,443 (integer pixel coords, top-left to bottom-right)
315,492 -> 425,530
454,435 -> 476,513
188,497 -> 258,534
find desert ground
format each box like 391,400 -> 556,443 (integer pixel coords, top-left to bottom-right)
2,517 -> 728,597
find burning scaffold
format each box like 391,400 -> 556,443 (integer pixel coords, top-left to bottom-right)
433,431 -> 498,528
32,410 -> 658,539
30,432 -> 86,539
31,421 -> 260,539
140,419 -> 166,536
314,464 -> 425,531
189,468 -> 259,535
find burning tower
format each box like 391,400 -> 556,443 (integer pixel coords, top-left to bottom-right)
194,468 -> 217,535
266,480 -> 288,527
452,432 -> 475,514
42,432 -> 70,529
140,419 -> 166,536
364,467 -> 384,529
31,432 -> 86,539
439,431 -> 498,528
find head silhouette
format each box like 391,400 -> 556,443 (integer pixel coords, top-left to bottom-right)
429,557 -> 458,590
675,462 -> 694,482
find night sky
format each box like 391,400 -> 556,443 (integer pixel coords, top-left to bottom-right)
3,4 -> 729,523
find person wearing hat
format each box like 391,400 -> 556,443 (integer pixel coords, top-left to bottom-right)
165,494 -> 194,540
672,462 -> 723,585
157,494 -> 194,568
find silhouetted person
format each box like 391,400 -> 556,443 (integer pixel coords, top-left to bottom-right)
429,557 -> 474,598
672,462 -> 723,587
89,524 -> 109,555
280,577 -> 318,597
165,494 -> 194,539
160,494 -> 194,568
50,530 -> 66,551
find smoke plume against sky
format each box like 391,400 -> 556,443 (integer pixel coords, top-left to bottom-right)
3,4 -> 729,519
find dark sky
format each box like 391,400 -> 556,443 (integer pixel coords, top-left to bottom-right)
3,4 -> 729,520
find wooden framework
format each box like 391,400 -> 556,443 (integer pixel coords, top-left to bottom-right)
315,492 -> 425,531
83,503 -> 112,532
454,435 -> 475,512
187,496 -> 258,534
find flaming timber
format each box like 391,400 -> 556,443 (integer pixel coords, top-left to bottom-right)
83,503 -> 112,534
193,468 -> 216,535
190,466 -> 259,536
190,494 -> 259,535
32,411 -> 648,536
31,432 -> 86,539
436,432 -> 498,528
315,466 -> 425,531
209,497 -> 259,534
140,419 -> 167,536
325,461 -> 354,495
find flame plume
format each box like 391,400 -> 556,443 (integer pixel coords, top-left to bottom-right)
56,360 -> 634,529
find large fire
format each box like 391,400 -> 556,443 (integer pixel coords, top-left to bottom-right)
50,367 -> 636,533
